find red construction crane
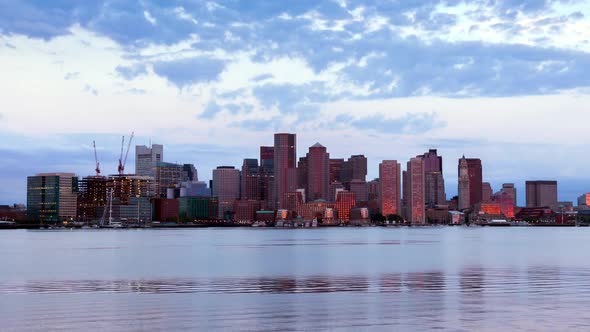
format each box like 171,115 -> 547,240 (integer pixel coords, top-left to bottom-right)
93,140 -> 101,176
118,132 -> 134,175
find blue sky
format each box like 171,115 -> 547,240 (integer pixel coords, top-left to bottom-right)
0,0 -> 589,205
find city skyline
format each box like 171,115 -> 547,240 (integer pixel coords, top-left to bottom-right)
5,132 -> 590,207
1,1 -> 590,205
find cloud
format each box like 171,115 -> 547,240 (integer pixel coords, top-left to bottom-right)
199,100 -> 222,119
115,64 -> 148,80
336,112 -> 446,134
152,57 -> 226,88
84,84 -> 98,96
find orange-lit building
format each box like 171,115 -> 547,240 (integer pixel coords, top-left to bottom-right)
335,191 -> 356,221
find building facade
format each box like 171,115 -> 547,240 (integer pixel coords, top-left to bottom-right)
273,133 -> 297,209
306,143 -> 330,202
212,166 -> 240,219
458,156 -> 482,210
379,160 -> 402,216
406,157 -> 426,224
135,144 -> 163,177
27,173 -> 78,223
526,180 -> 558,210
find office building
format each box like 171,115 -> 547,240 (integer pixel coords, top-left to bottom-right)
335,190 -> 356,221
27,173 -> 78,223
379,161 -> 401,216
273,133 -> 297,209
135,144 -> 163,177
349,179 -> 368,202
212,166 -> 240,219
482,182 -> 493,203
306,143 -> 330,201
406,157 -> 425,224
458,156 -> 482,210
420,149 -> 446,206
526,180 -> 558,211
241,159 -> 261,201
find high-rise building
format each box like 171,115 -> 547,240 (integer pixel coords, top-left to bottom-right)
273,133 -> 297,209
109,174 -> 154,223
212,166 -> 240,219
27,173 -> 78,223
297,156 -> 308,193
183,164 -> 198,182
526,180 -> 558,210
458,156 -> 482,210
367,179 -> 380,201
349,179 -> 368,202
379,161 -> 401,216
329,159 -> 344,184
329,181 -> 345,202
419,149 -> 445,206
260,146 -> 274,208
135,144 -> 163,177
241,159 -> 261,201
306,143 -> 330,201
407,157 -> 425,224
482,182 -> 493,203
341,155 -> 367,188
77,175 -> 108,222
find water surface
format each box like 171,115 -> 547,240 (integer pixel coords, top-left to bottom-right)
1,227 -> 589,331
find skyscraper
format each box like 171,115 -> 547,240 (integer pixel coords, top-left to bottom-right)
379,160 -> 401,216
27,173 -> 78,223
273,133 -> 297,209
341,155 -> 367,188
154,162 -> 187,198
500,183 -> 517,206
526,180 -> 558,210
297,156 -> 308,193
212,166 -> 240,219
259,146 -> 274,208
306,143 -> 330,201
349,179 -> 368,202
135,144 -> 163,177
329,158 -> 344,184
407,157 -> 425,224
458,156 -> 482,210
241,159 -> 261,201
419,149 -> 446,206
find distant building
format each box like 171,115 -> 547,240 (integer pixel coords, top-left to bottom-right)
329,181 -> 345,202
273,133 -> 297,209
179,196 -> 218,220
419,149 -> 446,206
234,200 -> 262,221
283,191 -> 304,216
367,179 -> 379,201
77,176 -> 108,222
341,155 -> 368,187
458,156 -> 482,210
241,159 -> 261,201
406,157 -> 425,224
27,173 -> 78,223
335,190 -> 356,221
306,143 -> 330,201
379,161 -> 401,216
153,198 -> 179,221
578,193 -> 590,207
482,182 -> 493,203
349,179 -> 367,203
155,162 -> 190,198
498,183 -> 517,207
329,159 -> 344,184
212,166 -> 240,219
260,146 -> 274,208
109,174 -> 154,223
526,180 -> 558,211
135,144 -> 163,177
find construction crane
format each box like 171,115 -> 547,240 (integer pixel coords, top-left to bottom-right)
117,132 -> 134,175
93,140 -> 101,176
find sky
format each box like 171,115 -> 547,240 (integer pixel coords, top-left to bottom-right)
0,0 -> 589,206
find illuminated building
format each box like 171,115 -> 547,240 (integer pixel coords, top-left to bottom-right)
77,175 -> 108,222
526,180 -> 558,210
335,190 -> 356,221
407,157 -> 425,224
273,133 -> 297,209
578,193 -> 590,207
155,162 -> 189,198
379,160 -> 401,216
27,173 -> 78,223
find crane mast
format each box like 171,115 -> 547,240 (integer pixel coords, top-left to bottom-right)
93,140 -> 101,176
117,132 -> 134,175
